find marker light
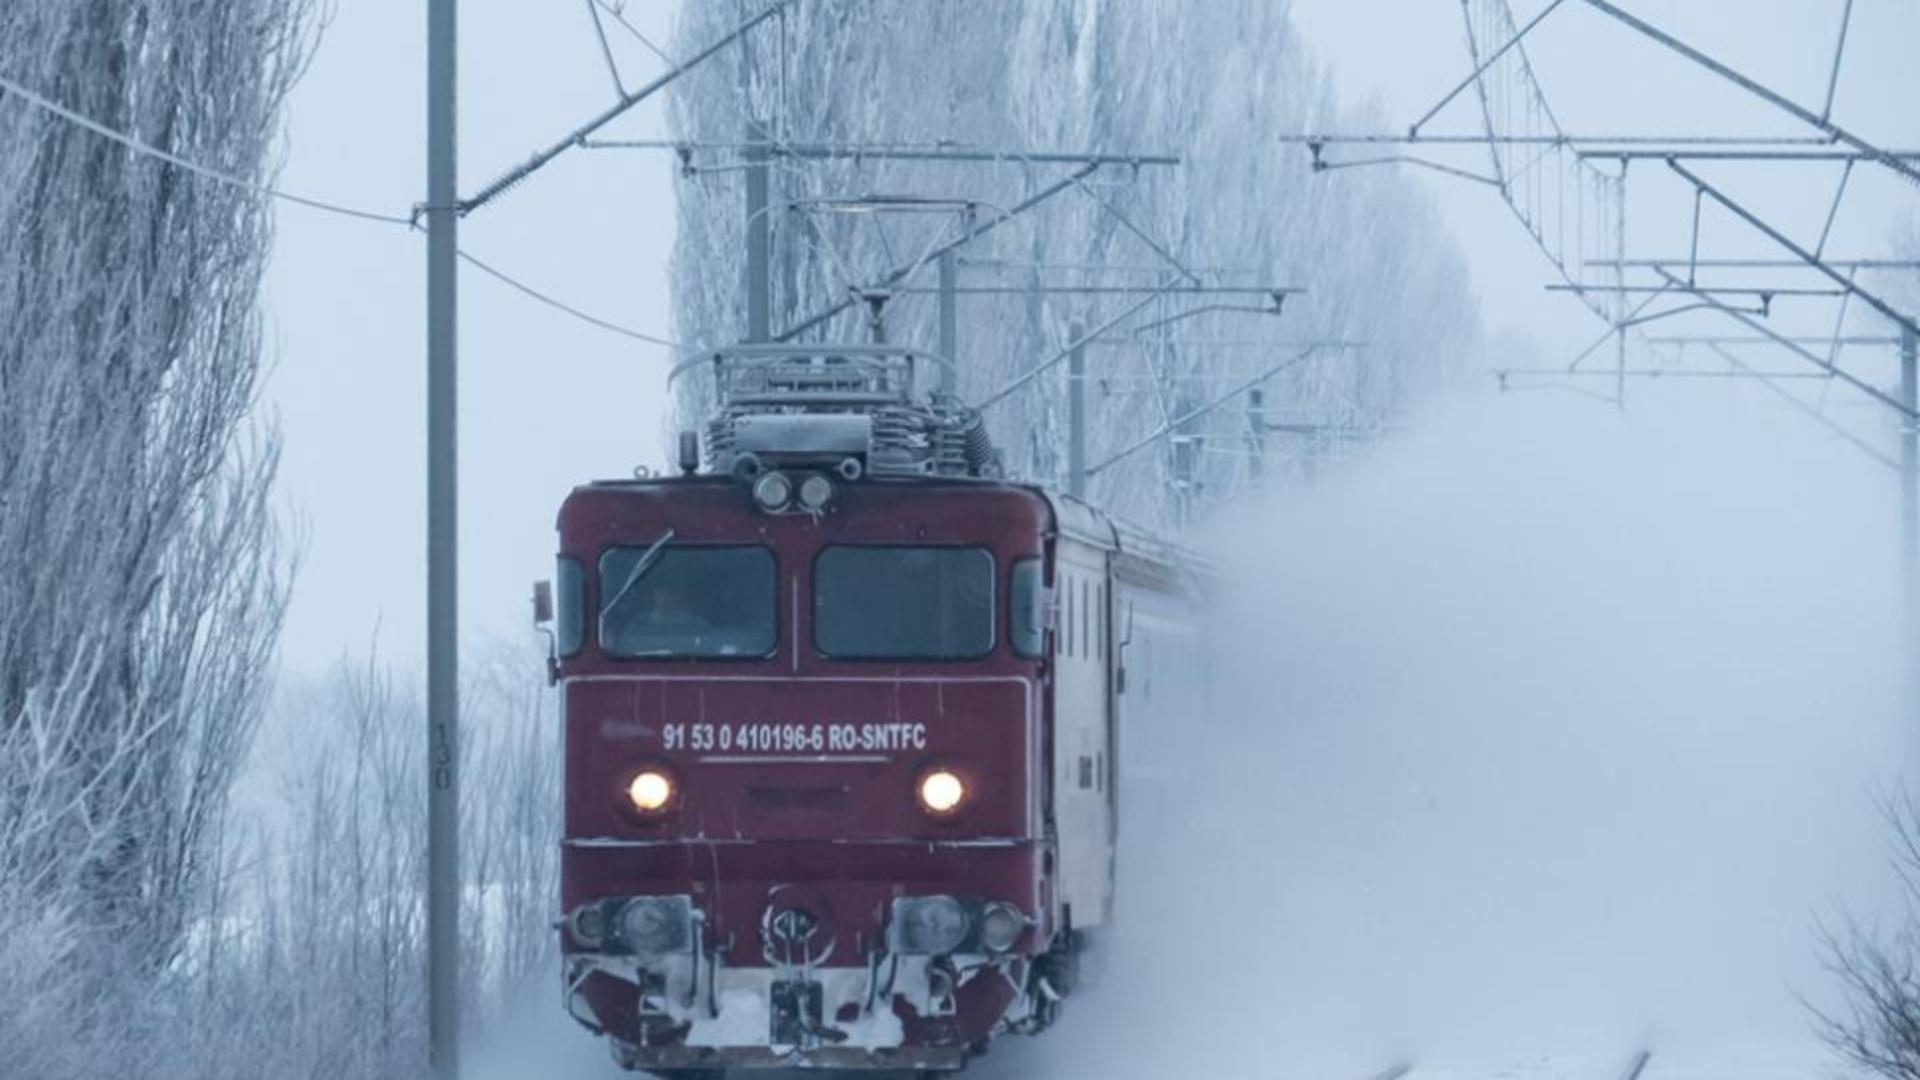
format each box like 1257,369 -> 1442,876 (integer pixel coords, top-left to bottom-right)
751,471 -> 793,511
626,769 -> 674,813
797,473 -> 835,511
917,768 -> 967,815
570,903 -> 609,947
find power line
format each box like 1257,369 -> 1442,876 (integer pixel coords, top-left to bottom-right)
582,138 -> 1179,169
1593,259 -> 1920,270
1576,0 -> 1920,186
775,161 -> 1106,342
1085,346 -> 1329,477
460,1 -> 791,215
456,249 -> 684,349
888,285 -> 1299,297
590,0 -> 677,66
1669,159 -> 1920,338
1073,176 -> 1202,285
0,68 -> 685,351
1281,132 -> 1854,147
0,69 -> 413,226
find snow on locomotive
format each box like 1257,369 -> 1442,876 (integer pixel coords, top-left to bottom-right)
542,344 -> 1195,1074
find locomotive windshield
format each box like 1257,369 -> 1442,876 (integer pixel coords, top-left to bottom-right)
814,545 -> 995,659
598,545 -> 777,658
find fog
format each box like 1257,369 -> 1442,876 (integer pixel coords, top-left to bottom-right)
986,386 -> 1910,1078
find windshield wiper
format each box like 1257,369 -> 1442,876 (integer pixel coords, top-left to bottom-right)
601,528 -> 676,617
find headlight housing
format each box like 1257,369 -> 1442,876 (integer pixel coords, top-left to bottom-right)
752,470 -> 793,512
797,473 -> 836,511
617,895 -> 695,960
889,895 -> 971,956
568,896 -> 697,959
979,902 -> 1027,953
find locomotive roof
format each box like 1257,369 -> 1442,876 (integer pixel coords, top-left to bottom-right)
567,473 -> 1206,594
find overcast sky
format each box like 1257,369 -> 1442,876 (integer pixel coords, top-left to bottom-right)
263,1 -> 682,671
260,1 -> 1918,675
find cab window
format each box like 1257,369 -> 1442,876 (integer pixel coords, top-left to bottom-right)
814,545 -> 995,659
598,544 -> 776,659
1010,558 -> 1045,659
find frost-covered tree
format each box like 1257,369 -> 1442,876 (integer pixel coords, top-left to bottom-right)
0,0 -> 310,1063
1813,792 -> 1920,1080
175,643 -> 561,1080
667,0 -> 1480,528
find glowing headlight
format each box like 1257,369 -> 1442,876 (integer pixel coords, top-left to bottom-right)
618,895 -> 695,959
751,470 -> 793,511
797,473 -> 835,511
980,902 -> 1025,952
917,768 -> 966,815
889,895 -> 970,956
626,769 -> 674,813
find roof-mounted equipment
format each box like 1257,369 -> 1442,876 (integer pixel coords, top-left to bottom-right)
668,344 -> 1000,481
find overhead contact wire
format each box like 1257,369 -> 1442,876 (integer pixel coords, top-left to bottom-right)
457,249 -> 685,349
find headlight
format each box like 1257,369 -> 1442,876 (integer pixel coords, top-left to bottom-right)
797,473 -> 835,511
979,902 -> 1026,952
617,895 -> 695,959
916,768 -> 967,816
626,769 -> 674,813
752,470 -> 793,511
889,895 -> 970,956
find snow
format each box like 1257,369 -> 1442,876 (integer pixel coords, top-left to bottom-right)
684,967 -> 907,1050
686,987 -> 776,1048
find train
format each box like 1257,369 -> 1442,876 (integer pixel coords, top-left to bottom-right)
539,344 -> 1198,1075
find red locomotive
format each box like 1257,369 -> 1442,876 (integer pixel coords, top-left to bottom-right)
542,345 -> 1192,1074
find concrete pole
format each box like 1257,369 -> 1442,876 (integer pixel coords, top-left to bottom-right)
746,122 -> 770,343
1615,171 -> 1628,410
1068,320 -> 1086,498
938,250 -> 958,393
1903,327 -> 1918,701
1172,433 -> 1196,526
1615,323 -> 1628,408
1246,387 -> 1266,485
425,0 -> 460,1076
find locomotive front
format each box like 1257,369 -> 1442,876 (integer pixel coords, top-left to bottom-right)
550,347 -> 1067,1074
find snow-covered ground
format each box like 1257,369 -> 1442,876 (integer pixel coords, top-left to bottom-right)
975,1035 -> 1835,1080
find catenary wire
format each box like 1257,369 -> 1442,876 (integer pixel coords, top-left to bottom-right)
0,69 -> 413,226
456,249 -> 685,349
0,68 -> 685,351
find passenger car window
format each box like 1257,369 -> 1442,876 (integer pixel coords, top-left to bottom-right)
1062,574 -> 1075,656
